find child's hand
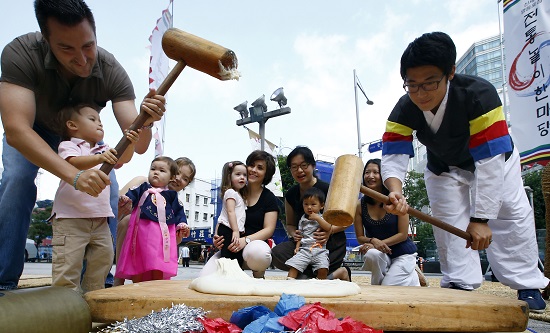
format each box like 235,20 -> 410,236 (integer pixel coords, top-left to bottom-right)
125,129 -> 140,144
100,148 -> 119,165
231,231 -> 240,247
294,247 -> 299,255
176,223 -> 189,243
308,212 -> 320,220
118,195 -> 132,216
176,223 -> 190,237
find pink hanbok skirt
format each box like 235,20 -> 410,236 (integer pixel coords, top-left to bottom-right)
116,213 -> 178,281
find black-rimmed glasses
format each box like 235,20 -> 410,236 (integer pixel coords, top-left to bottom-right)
290,162 -> 310,172
403,75 -> 446,93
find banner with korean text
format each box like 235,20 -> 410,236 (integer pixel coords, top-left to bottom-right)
503,0 -> 550,167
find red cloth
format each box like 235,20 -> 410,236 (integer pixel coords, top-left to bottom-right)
199,317 -> 242,333
278,302 -> 383,333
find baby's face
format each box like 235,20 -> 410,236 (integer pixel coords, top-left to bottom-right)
149,160 -> 172,187
302,196 -> 323,216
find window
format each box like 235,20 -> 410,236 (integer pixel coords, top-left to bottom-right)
203,197 -> 208,206
194,211 -> 199,221
195,195 -> 200,206
185,210 -> 189,218
203,213 -> 208,221
185,194 -> 190,202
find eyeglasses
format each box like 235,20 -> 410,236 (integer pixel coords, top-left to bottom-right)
290,162 -> 310,172
403,75 -> 446,93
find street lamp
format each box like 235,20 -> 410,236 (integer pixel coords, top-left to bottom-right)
234,87 -> 291,151
354,69 -> 374,158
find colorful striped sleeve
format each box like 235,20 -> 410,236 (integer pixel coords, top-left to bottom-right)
469,106 -> 512,161
382,120 -> 414,156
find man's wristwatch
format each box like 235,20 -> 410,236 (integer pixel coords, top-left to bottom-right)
245,237 -> 251,244
470,217 -> 489,223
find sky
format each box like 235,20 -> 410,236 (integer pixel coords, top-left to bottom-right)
0,0 -> 503,200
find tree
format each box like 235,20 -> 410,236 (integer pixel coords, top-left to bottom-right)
523,169 -> 545,229
415,222 -> 435,258
277,155 -> 296,195
402,170 -> 434,256
402,171 -> 430,237
277,154 -> 296,227
28,202 -> 53,246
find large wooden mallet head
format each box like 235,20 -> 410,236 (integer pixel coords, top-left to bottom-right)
100,28 -> 239,174
162,28 -> 240,81
324,154 -> 472,241
323,155 -> 364,227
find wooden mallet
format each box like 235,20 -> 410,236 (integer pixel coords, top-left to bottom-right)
99,28 -> 239,174
323,154 -> 472,241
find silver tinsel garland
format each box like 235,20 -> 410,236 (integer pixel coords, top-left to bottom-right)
99,303 -> 207,333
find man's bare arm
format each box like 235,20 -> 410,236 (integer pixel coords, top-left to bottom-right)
0,82 -> 109,196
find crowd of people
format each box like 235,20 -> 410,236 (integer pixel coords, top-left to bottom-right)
1,0 -> 546,315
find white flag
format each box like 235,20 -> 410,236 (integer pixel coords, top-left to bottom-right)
149,0 -> 173,157
247,128 -> 283,197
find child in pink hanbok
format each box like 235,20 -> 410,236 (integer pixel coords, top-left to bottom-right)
116,156 -> 189,282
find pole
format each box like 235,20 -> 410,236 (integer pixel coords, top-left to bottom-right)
497,0 -> 509,123
259,119 -> 266,151
354,69 -> 362,158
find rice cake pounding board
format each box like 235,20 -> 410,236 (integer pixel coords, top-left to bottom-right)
84,280 -> 529,332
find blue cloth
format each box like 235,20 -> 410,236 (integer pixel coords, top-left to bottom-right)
0,126 -> 61,290
230,305 -> 272,329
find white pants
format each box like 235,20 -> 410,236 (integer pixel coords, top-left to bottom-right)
199,240 -> 271,277
425,149 -> 548,290
362,249 -> 420,286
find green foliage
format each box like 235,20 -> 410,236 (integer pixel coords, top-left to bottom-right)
277,155 -> 296,195
415,222 -> 434,257
277,154 -> 296,226
402,170 -> 429,240
403,170 -> 429,211
28,202 -> 53,245
523,169 -> 545,229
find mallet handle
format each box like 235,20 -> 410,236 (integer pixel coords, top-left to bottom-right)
360,185 -> 472,241
99,61 -> 187,175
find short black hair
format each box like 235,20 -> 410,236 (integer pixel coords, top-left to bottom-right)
246,150 -> 276,185
301,187 -> 326,204
400,31 -> 456,80
286,146 -> 316,168
35,0 -> 96,39
362,158 -> 389,205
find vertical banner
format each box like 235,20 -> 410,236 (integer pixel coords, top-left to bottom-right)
247,128 -> 284,197
149,0 -> 173,157
503,0 -> 550,167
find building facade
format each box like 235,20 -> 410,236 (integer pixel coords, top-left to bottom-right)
179,177 -> 215,240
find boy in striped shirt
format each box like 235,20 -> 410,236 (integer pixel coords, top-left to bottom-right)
381,31 -> 547,312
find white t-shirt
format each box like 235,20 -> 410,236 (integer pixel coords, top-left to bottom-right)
217,189 -> 247,232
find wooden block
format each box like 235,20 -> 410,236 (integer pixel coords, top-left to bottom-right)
84,280 -> 528,332
324,154 -> 364,227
